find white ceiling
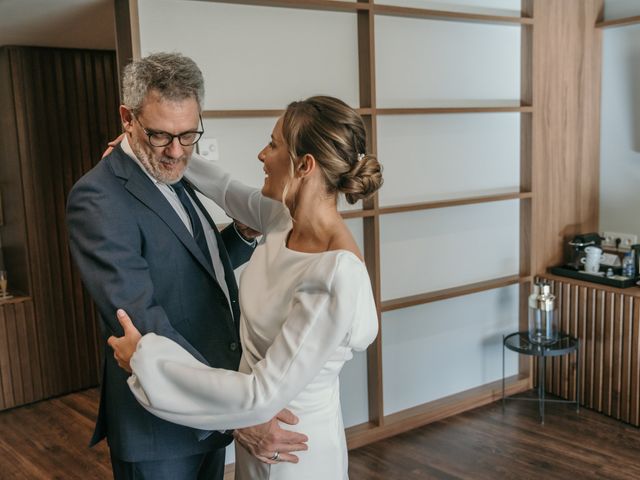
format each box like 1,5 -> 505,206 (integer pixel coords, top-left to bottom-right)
0,0 -> 116,50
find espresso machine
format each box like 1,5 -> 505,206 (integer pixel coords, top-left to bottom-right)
567,232 -> 603,270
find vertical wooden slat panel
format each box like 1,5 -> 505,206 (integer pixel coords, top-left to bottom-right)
0,305 -> 13,409
580,286 -> 589,407
60,51 -> 89,388
612,292 -> 624,419
23,301 -> 43,401
561,282 -> 570,398
53,52 -> 82,389
357,0 -> 383,428
520,0 -> 533,388
585,288 -> 596,408
630,298 -> 639,425
551,280 -> 561,395
570,283 -> 579,401
621,298 -> 636,422
5,304 -> 24,406
14,302 -> 34,403
602,291 -> 612,415
46,50 -> 74,393
72,51 -> 103,386
593,289 -> 604,411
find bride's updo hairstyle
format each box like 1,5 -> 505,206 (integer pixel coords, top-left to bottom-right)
281,96 -> 383,204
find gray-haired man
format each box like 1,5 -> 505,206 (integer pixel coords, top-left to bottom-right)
67,52 -> 306,479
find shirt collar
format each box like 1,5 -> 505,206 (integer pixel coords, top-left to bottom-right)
121,135 -> 164,186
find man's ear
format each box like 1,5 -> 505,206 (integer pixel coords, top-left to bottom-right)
120,105 -> 134,133
297,154 -> 316,178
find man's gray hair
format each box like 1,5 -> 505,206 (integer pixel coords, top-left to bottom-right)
121,52 -> 205,114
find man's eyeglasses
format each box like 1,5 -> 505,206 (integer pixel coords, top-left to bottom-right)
134,114 -> 204,147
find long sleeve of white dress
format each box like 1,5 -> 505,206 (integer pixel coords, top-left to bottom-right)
127,252 -> 377,430
185,153 -> 287,234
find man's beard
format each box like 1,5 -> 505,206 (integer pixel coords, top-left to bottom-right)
131,138 -> 188,184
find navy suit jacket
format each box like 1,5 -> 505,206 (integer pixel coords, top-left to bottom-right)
66,145 -> 253,462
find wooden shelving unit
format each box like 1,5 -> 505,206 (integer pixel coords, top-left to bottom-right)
116,0 -> 535,449
373,4 -> 532,25
380,275 -> 531,312
203,106 -> 532,118
596,15 -> 640,29
341,190 -> 533,219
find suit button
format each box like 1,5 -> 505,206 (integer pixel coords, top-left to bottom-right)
229,342 -> 238,351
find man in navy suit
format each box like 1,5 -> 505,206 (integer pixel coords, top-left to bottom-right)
67,52 -> 306,479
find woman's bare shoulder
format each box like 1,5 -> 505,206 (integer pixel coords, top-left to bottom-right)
328,226 -> 363,261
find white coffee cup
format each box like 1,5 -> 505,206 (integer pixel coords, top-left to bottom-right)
581,246 -> 603,273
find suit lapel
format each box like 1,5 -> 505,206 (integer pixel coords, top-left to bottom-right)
107,146 -> 218,281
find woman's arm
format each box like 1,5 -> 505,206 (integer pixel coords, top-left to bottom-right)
186,153 -> 285,233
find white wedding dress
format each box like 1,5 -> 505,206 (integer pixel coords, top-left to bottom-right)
126,154 -> 379,479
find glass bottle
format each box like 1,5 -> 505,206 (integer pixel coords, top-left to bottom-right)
528,282 -> 557,345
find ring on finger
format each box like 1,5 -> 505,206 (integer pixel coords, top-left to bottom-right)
269,451 -> 280,461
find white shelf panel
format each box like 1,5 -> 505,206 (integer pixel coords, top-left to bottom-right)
379,201 -> 519,301
377,113 -> 520,206
381,285 -> 520,415
138,0 -> 360,110
375,14 -> 521,107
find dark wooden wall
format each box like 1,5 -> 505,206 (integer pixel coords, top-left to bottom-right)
0,46 -> 120,409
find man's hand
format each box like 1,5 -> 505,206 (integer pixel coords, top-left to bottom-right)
233,409 -> 308,464
107,309 -> 142,373
234,220 -> 261,242
102,133 -> 125,158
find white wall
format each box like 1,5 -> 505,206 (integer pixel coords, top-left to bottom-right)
382,286 -> 519,415
599,0 -> 640,237
603,0 -> 640,20
134,0 -> 523,462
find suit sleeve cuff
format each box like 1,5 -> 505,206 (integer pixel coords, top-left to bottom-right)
233,222 -> 257,248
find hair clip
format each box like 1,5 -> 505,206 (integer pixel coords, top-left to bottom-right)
357,153 -> 365,162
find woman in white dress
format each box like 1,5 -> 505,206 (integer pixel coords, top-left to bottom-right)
108,95 -> 383,479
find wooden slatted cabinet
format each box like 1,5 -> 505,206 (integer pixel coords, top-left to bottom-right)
539,274 -> 640,426
0,298 -> 41,410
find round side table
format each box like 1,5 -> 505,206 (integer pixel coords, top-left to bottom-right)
502,331 -> 580,424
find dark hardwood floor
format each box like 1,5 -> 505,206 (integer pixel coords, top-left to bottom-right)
1,388 -> 639,479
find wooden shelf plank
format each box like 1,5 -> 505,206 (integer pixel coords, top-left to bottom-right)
346,374 -> 530,449
202,107 -> 374,119
202,109 -> 283,119
376,106 -> 533,115
378,191 -> 532,215
596,15 -> 640,29
380,275 -> 531,312
339,191 -> 533,219
209,1 -> 533,26
209,0 -> 369,13
373,4 -> 533,25
202,106 -> 531,118
0,296 -> 31,306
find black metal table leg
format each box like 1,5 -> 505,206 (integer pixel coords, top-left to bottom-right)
502,334 -> 506,412
540,356 -> 545,425
576,340 -> 580,413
